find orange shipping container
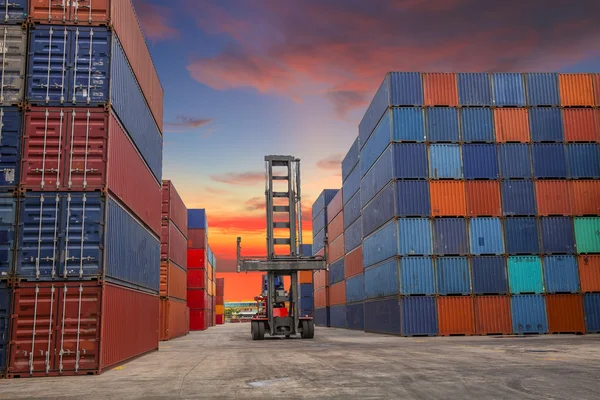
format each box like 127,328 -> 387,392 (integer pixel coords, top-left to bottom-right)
559,73 -> 595,107
344,246 -> 363,279
314,287 -> 328,308
571,181 -> 600,215
327,190 -> 343,224
159,298 -> 189,341
494,108 -> 530,142
579,255 -> 600,292
594,74 -> 600,106
562,109 -> 599,142
159,262 -> 187,301
466,181 -> 501,217
299,271 -> 313,284
314,270 -> 328,289
474,296 -> 512,335
546,294 -> 585,334
423,73 -> 458,106
328,234 -> 345,263
328,281 -> 346,306
430,181 -> 466,217
535,181 -> 572,216
437,296 -> 475,336
328,211 -> 344,242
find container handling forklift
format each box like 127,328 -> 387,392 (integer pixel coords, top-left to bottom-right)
237,155 -> 326,340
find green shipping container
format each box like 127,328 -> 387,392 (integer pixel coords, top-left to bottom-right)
574,218 -> 600,254
508,256 -> 544,294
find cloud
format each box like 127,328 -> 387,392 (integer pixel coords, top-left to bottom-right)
133,1 -> 179,43
316,154 -> 343,171
164,116 -> 214,133
210,214 -> 266,234
245,196 -> 265,211
211,171 -> 264,185
327,90 -> 369,117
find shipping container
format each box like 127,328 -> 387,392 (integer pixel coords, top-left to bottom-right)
492,73 -> 526,107
300,297 -> 313,314
423,73 -> 458,106
328,258 -> 345,286
300,244 -> 312,257
0,26 -> 26,106
574,217 -> 600,254
342,166 -> 360,204
344,246 -> 363,279
504,217 -> 540,254
571,181 -> 600,216
159,298 -> 188,341
161,221 -> 187,269
437,296 -> 475,336
462,144 -> 499,179
567,143 -> 600,178
216,314 -> 224,325
429,144 -> 462,179
187,288 -> 208,309
508,256 -> 543,294
0,193 -> 16,278
362,183 -> 394,236
498,144 -> 532,179
391,107 -> 425,142
313,268 -> 327,289
328,211 -> 344,242
471,256 -> 508,294
162,181 -> 187,236
328,281 -> 346,306
343,191 -> 361,229
540,217 -> 575,254
299,283 -> 313,298
401,296 -> 437,336
433,218 -> 468,255
346,302 -> 364,330
363,218 -> 397,268
430,181 -> 466,217
330,304 -> 346,328
0,107 -> 22,188
188,209 -> 207,230
312,209 -> 326,239
436,257 -> 470,295
298,271 -> 312,284
346,274 -> 364,303
529,108 -> 564,142
559,73 -> 594,107
494,108 -> 530,142
579,255 -> 600,292
584,294 -> 600,333
475,296 -> 512,335
313,307 -> 330,327
364,259 -> 399,300
360,111 -> 391,177
364,297 -> 401,335
0,282 -> 10,374
326,190 -> 343,224
1,0 -> 27,23
562,109 -> 599,142
341,138 -> 359,182
398,218 -> 432,256
532,143 -> 568,178
328,234 -> 344,263
189,309 -> 206,331
427,108 -> 460,142
546,294 -> 585,333
511,294 -> 548,334
314,287 -> 327,308
543,256 -> 579,293
187,249 -> 205,269
501,180 -> 537,216
466,181 -> 501,217
457,72 -> 492,106
461,108 -> 494,143
396,180 -> 430,217
312,189 -> 338,220
526,73 -> 560,106
595,74 -> 600,106
160,261 -> 187,299
400,256 -> 435,295
535,181 -> 572,216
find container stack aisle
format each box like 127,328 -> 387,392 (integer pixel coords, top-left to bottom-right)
299,244 -> 314,317
327,190 -> 346,328
0,0 -> 165,377
216,278 -> 224,324
159,181 -> 189,341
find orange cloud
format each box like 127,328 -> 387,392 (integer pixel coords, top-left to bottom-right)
210,171 -> 264,185
316,154 -> 343,172
133,1 -> 179,43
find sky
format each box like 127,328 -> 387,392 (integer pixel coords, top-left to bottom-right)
133,0 -> 600,279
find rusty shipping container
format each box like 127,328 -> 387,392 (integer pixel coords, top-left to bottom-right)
160,262 -> 187,301
466,181 -> 501,217
559,73 -> 595,107
571,181 -> 600,215
535,180 -> 572,216
437,296 -> 475,336
474,296 -> 512,335
328,281 -> 346,306
329,234 -> 345,263
345,246 -> 363,279
314,287 -> 328,308
328,211 -> 344,242
314,269 -> 328,290
430,181 -> 466,217
327,190 -> 343,224
162,180 -> 188,236
594,74 -> 600,106
546,294 -> 586,334
188,229 -> 207,249
494,108 -> 530,142
161,221 -> 187,269
423,73 -> 458,106
562,109 -> 599,142
159,298 -> 189,341
579,255 -> 600,292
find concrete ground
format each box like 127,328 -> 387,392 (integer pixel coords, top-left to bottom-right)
1,324 -> 600,400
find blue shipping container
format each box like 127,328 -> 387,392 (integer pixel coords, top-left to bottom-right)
396,180 -> 430,217
499,144 -> 532,179
398,218 -> 432,256
341,138 -> 359,182
457,72 -> 492,106
532,144 -> 567,178
346,302 -> 364,330
511,295 -> 548,334
433,218 -> 468,255
429,144 -> 462,179
343,190 -> 361,229
436,257 -> 470,295
584,294 -> 600,333
529,108 -> 564,142
0,193 -> 16,278
427,108 -> 460,142
300,244 -> 312,257
314,307 -> 330,327
364,259 -> 399,299
1,0 -> 27,23
471,256 -> 508,294
391,107 -> 426,142
492,73 -> 526,106
504,217 -> 540,254
0,108 -> 22,188
312,209 -> 327,238
300,297 -> 313,311
362,182 -> 394,237
461,108 -> 494,142
346,274 -> 364,303
312,189 -> 338,220
342,163 -> 360,204
312,229 -> 325,254
330,304 -> 346,328
540,217 -> 575,254
344,217 -> 362,253
188,209 -> 207,230
329,258 -> 345,285
462,144 -> 499,179
526,73 -> 560,106
567,143 -> 600,179
400,257 -> 435,295
364,297 -> 401,334
362,220 -> 397,268
360,111 -> 391,177
402,296 -> 438,336
361,146 -> 395,208
543,256 -> 579,293
300,283 -> 313,297
469,218 -> 504,255
508,256 -> 544,294
501,180 -> 537,216
0,282 -> 9,373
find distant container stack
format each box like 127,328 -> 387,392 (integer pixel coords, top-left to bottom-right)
216,278 -> 224,324
327,190 -> 346,328
299,244 -> 314,317
0,0 -> 166,377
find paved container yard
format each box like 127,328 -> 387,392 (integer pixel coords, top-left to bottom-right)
1,323 -> 599,399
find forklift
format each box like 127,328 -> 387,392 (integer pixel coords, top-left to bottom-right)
237,155 -> 326,340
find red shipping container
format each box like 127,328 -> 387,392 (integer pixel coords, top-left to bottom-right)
328,234 -> 345,263
314,287 -> 328,308
216,295 -> 224,305
437,296 -> 475,336
328,281 -> 346,306
161,221 -> 187,269
423,73 -> 458,106
474,296 -> 512,335
216,278 -> 224,287
189,309 -> 207,331
345,246 -> 363,279
299,271 -> 313,284
212,296 -> 216,311
327,190 -> 343,224
579,255 -> 600,292
559,74 -> 595,107
430,181 -> 467,217
8,282 -> 158,377
494,108 -> 530,142
187,228 -> 207,249
187,249 -> 206,269
546,294 -> 585,334
535,181 -> 572,216
562,109 -> 599,142
216,284 -> 224,297
159,298 -> 188,341
314,269 -> 328,289
187,288 -> 209,309
216,314 -> 224,325
328,211 -> 344,242
571,181 -> 600,215
160,262 -> 187,300
466,181 -> 501,217
20,107 -> 161,236
162,180 -> 188,236
187,269 -> 207,289
594,74 -> 600,106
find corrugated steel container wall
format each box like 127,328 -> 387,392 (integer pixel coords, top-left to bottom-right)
188,209 -> 207,230
400,256 -> 435,295
343,191 -> 361,229
300,244 -> 312,257
391,107 -> 426,142
161,262 -> 187,297
0,193 -> 16,277
342,165 -> 360,204
342,138 -> 359,182
312,209 -> 326,239
0,282 -> 10,373
466,181 -> 501,217
540,217 -> 575,254
508,256 -> 543,294
346,302 -> 364,330
402,296 -> 438,336
398,218 -> 432,256
312,229 -> 325,254
159,298 -> 188,341
568,143 -> 600,178
328,211 -> 344,242
544,256 -> 579,294
546,294 -> 585,333
1,0 -> 27,23
187,248 -> 205,268
423,73 -> 458,106
471,256 -> 508,294
499,144 -> 532,179
461,108 -> 494,143
364,259 -> 399,299
529,108 -> 564,142
501,180 -> 537,216
437,296 -> 475,336
344,217 -> 362,254
463,144 -> 499,179
162,221 -> 187,268
362,182 -> 394,237
162,181 -> 187,236
430,181 -> 466,217
362,219 -> 397,268
389,72 -> 424,107
0,107 -> 22,188
469,218 -> 504,255
494,108 -> 530,142
579,255 -> 600,292
313,307 -> 330,327
329,233 -> 345,263
563,109 -> 599,142
535,181 -> 572,216
328,281 -> 346,306
504,217 -> 540,254
574,217 -> 600,254
0,26 -> 26,106
299,283 -> 313,298
584,294 -> 600,333
436,257 -> 470,295
345,246 -> 363,278
429,144 -> 462,179
364,297 -> 401,334
511,294 -> 548,334
358,74 -> 390,148
312,189 -> 338,220
457,72 -> 492,106
492,73 -> 526,106
595,74 -> 600,106
327,190 -> 343,224
433,218 -> 468,255
360,111 -> 391,177
393,142 -> 429,179
532,143 -> 568,178
559,73 -> 594,107
187,288 -> 208,309
346,274 -> 364,303
189,309 -> 206,331
571,181 -> 600,216
475,296 -> 512,335
314,288 -> 327,308
328,258 -> 345,285
300,297 -> 313,314
526,73 -> 560,106
299,270 -> 312,285
396,180 -> 430,217
330,304 -> 346,328
426,108 -> 460,142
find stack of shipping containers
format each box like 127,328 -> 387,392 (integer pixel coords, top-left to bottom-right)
327,191 -> 346,328
216,278 -> 224,324
0,0 -> 165,377
299,244 -> 314,317
159,181 -> 189,340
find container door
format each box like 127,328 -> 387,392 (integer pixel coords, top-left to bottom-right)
0,0 -> 27,23
0,108 -> 22,188
0,26 -> 27,105
0,193 -> 16,277
69,0 -> 110,25
29,0 -> 70,24
69,27 -> 110,105
9,284 -> 60,376
0,284 -> 10,371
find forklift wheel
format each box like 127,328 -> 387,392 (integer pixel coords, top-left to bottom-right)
301,320 -> 313,339
251,321 -> 258,340
257,321 -> 265,340
307,320 -> 315,339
